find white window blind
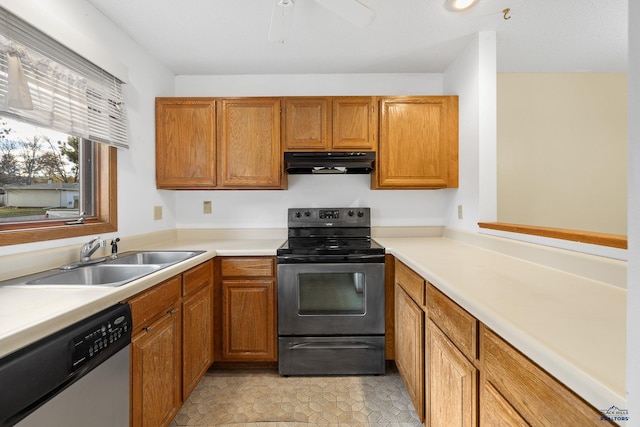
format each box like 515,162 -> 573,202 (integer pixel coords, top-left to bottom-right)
0,7 -> 128,149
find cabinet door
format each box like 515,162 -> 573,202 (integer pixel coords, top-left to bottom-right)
155,98 -> 216,189
284,97 -> 331,150
182,284 -> 213,398
481,381 -> 530,427
332,97 -> 377,150
377,96 -> 458,189
131,307 -> 182,427
426,319 -> 477,427
395,284 -> 425,421
218,98 -> 283,188
482,326 -> 614,426
221,279 -> 276,361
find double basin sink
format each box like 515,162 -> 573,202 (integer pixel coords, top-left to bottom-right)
1,251 -> 205,288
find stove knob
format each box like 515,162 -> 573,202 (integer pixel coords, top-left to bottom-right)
348,210 -> 354,217
304,211 -> 311,217
295,211 -> 302,218
357,211 -> 364,217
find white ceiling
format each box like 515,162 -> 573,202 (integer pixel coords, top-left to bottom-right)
87,0 -> 627,75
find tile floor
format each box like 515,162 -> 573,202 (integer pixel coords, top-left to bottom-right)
170,367 -> 422,427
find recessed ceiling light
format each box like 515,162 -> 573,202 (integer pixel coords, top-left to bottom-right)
446,0 -> 479,11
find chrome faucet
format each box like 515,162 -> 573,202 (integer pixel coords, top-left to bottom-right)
60,237 -> 107,270
80,237 -> 106,263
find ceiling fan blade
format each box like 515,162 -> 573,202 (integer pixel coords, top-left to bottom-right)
268,0 -> 295,43
314,0 -> 376,28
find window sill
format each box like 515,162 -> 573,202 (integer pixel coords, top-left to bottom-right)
477,222 -> 627,250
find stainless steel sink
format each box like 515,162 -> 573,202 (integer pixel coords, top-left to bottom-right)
0,250 -> 205,288
107,250 -> 204,266
24,264 -> 162,287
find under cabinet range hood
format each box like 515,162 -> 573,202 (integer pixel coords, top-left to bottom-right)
284,151 -> 375,174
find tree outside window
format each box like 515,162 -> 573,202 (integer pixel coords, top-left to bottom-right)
0,116 -> 84,222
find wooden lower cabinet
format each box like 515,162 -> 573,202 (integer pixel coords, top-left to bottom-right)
390,257 -> 616,427
426,319 -> 477,427
481,381 -> 529,427
129,260 -> 214,427
481,325 -> 616,427
182,261 -> 214,398
131,304 -> 182,427
215,257 -> 277,362
221,279 -> 276,360
394,283 -> 425,421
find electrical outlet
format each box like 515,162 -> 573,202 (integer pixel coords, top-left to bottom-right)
203,201 -> 212,214
154,205 -> 163,220
457,205 -> 463,220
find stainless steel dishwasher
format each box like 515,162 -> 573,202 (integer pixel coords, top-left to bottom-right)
0,303 -> 132,427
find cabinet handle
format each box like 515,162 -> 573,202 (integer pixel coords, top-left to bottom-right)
168,308 -> 177,315
144,326 -> 152,332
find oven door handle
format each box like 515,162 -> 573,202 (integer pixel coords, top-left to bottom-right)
288,341 -> 377,350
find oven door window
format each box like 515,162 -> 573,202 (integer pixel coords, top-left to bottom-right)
297,272 -> 365,315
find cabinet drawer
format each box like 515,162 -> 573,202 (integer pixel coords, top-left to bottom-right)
427,284 -> 477,360
183,260 -> 213,296
482,326 -> 612,426
220,257 -> 274,277
395,259 -> 425,306
129,276 -> 181,332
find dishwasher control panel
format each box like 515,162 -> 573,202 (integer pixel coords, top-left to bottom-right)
70,304 -> 131,370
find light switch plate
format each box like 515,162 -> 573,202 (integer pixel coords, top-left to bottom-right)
154,205 -> 163,220
203,201 -> 212,214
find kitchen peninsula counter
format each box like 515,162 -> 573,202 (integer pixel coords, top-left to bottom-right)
376,235 -> 626,415
0,231 -> 626,415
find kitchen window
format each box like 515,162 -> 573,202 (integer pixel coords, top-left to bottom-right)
0,6 -> 125,245
0,116 -> 116,245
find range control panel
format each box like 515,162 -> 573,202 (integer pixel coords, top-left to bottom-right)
70,305 -> 131,370
319,209 -> 340,220
288,207 -> 370,227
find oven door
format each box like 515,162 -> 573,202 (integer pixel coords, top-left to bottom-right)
277,262 -> 385,336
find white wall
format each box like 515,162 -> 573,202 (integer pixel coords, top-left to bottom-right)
0,0 -> 176,256
442,32 -> 497,230
174,73 -> 458,228
627,0 -> 639,419
497,73 -> 628,235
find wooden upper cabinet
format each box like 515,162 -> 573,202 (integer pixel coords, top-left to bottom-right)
375,96 -> 458,189
155,98 -> 216,189
218,98 -> 285,189
332,97 -> 377,150
283,96 -> 377,151
284,98 -> 331,150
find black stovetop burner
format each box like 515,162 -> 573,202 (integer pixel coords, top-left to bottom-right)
277,237 -> 385,256
277,207 -> 385,262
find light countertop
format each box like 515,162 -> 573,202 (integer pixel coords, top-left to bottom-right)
376,236 -> 626,413
0,238 -> 283,359
0,234 -> 625,413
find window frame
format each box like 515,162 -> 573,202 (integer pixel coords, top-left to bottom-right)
0,143 -> 117,246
